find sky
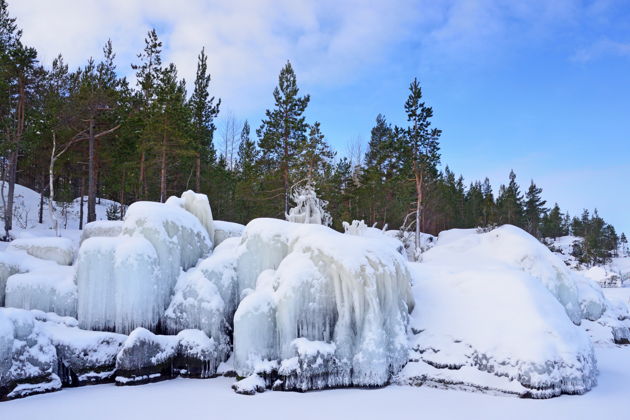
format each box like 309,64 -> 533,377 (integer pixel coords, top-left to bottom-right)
9,0 -> 630,234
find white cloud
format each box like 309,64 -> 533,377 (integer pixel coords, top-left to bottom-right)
572,39 -> 630,62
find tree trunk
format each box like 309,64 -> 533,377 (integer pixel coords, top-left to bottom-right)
48,134 -> 59,237
79,177 -> 85,230
160,133 -> 167,203
87,119 -> 96,223
195,153 -> 201,192
139,150 -> 145,200
283,137 -> 289,216
414,163 -> 423,258
4,77 -> 26,238
119,168 -> 125,219
38,186 -> 44,224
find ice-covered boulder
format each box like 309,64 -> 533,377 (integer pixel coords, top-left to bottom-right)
175,329 -> 220,378
213,220 -> 244,246
5,265 -> 77,318
80,220 -> 123,244
164,238 -> 239,360
37,312 -> 126,386
398,228 -> 598,399
232,219 -> 414,393
77,193 -> 213,334
574,275 -> 607,322
7,237 -> 75,266
115,328 -> 178,385
0,308 -> 61,400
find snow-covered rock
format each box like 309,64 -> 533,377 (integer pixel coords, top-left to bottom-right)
7,237 -> 75,266
398,226 -> 598,398
232,218 -> 414,393
80,220 -> 123,244
213,220 -> 244,246
175,329 -> 219,378
5,265 -> 77,318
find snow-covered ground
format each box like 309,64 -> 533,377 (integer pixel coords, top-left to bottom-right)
2,346 -> 629,420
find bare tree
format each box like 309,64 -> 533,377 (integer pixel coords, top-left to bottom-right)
220,111 -> 241,170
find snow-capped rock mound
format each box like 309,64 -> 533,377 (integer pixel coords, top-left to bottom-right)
115,328 -> 178,385
80,220 -> 123,244
429,225 -> 583,324
398,226 -> 598,398
7,237 -> 75,266
232,218 -> 414,393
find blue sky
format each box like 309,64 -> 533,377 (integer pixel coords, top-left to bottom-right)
11,0 -> 630,234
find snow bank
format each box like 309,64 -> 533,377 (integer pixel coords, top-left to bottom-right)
5,265 -> 77,317
213,220 -> 244,246
7,237 -> 75,265
232,218 -> 414,393
398,226 -> 598,398
80,220 -> 123,244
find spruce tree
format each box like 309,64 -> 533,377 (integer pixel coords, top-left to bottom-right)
496,170 -> 524,227
257,61 -> 310,216
299,121 -> 334,184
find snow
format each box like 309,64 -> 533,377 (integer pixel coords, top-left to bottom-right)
213,220 -> 244,246
399,226 -> 599,398
5,265 -> 77,317
2,345 -> 630,419
79,220 -> 123,244
232,218 -> 413,392
164,190 -> 215,241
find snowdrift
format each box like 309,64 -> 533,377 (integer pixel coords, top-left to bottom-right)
399,226 -> 598,398
232,219 -> 414,393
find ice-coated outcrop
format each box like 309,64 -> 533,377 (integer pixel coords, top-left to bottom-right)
398,226 -> 598,398
213,220 -> 244,246
7,237 -> 75,266
0,308 -> 61,400
76,191 -> 214,334
80,220 -> 123,244
232,218 -> 414,393
5,265 -> 77,318
164,238 -> 239,361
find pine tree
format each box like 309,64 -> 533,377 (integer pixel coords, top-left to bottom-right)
620,233 -> 628,257
541,203 -> 563,239
481,177 -> 495,226
402,78 -> 441,253
189,47 -> 220,192
257,61 -> 310,216
524,180 -> 546,238
298,121 -> 334,184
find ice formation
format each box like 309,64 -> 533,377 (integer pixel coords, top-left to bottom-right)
7,237 -> 75,265
398,226 -> 598,398
232,218 -> 414,393
5,265 -> 77,317
0,253 -> 21,306
80,220 -> 123,244
285,183 -> 332,226
213,220 -> 244,246
77,192 -> 213,333
164,237 -> 239,361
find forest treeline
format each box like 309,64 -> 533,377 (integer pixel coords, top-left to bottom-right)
0,2 -> 622,264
